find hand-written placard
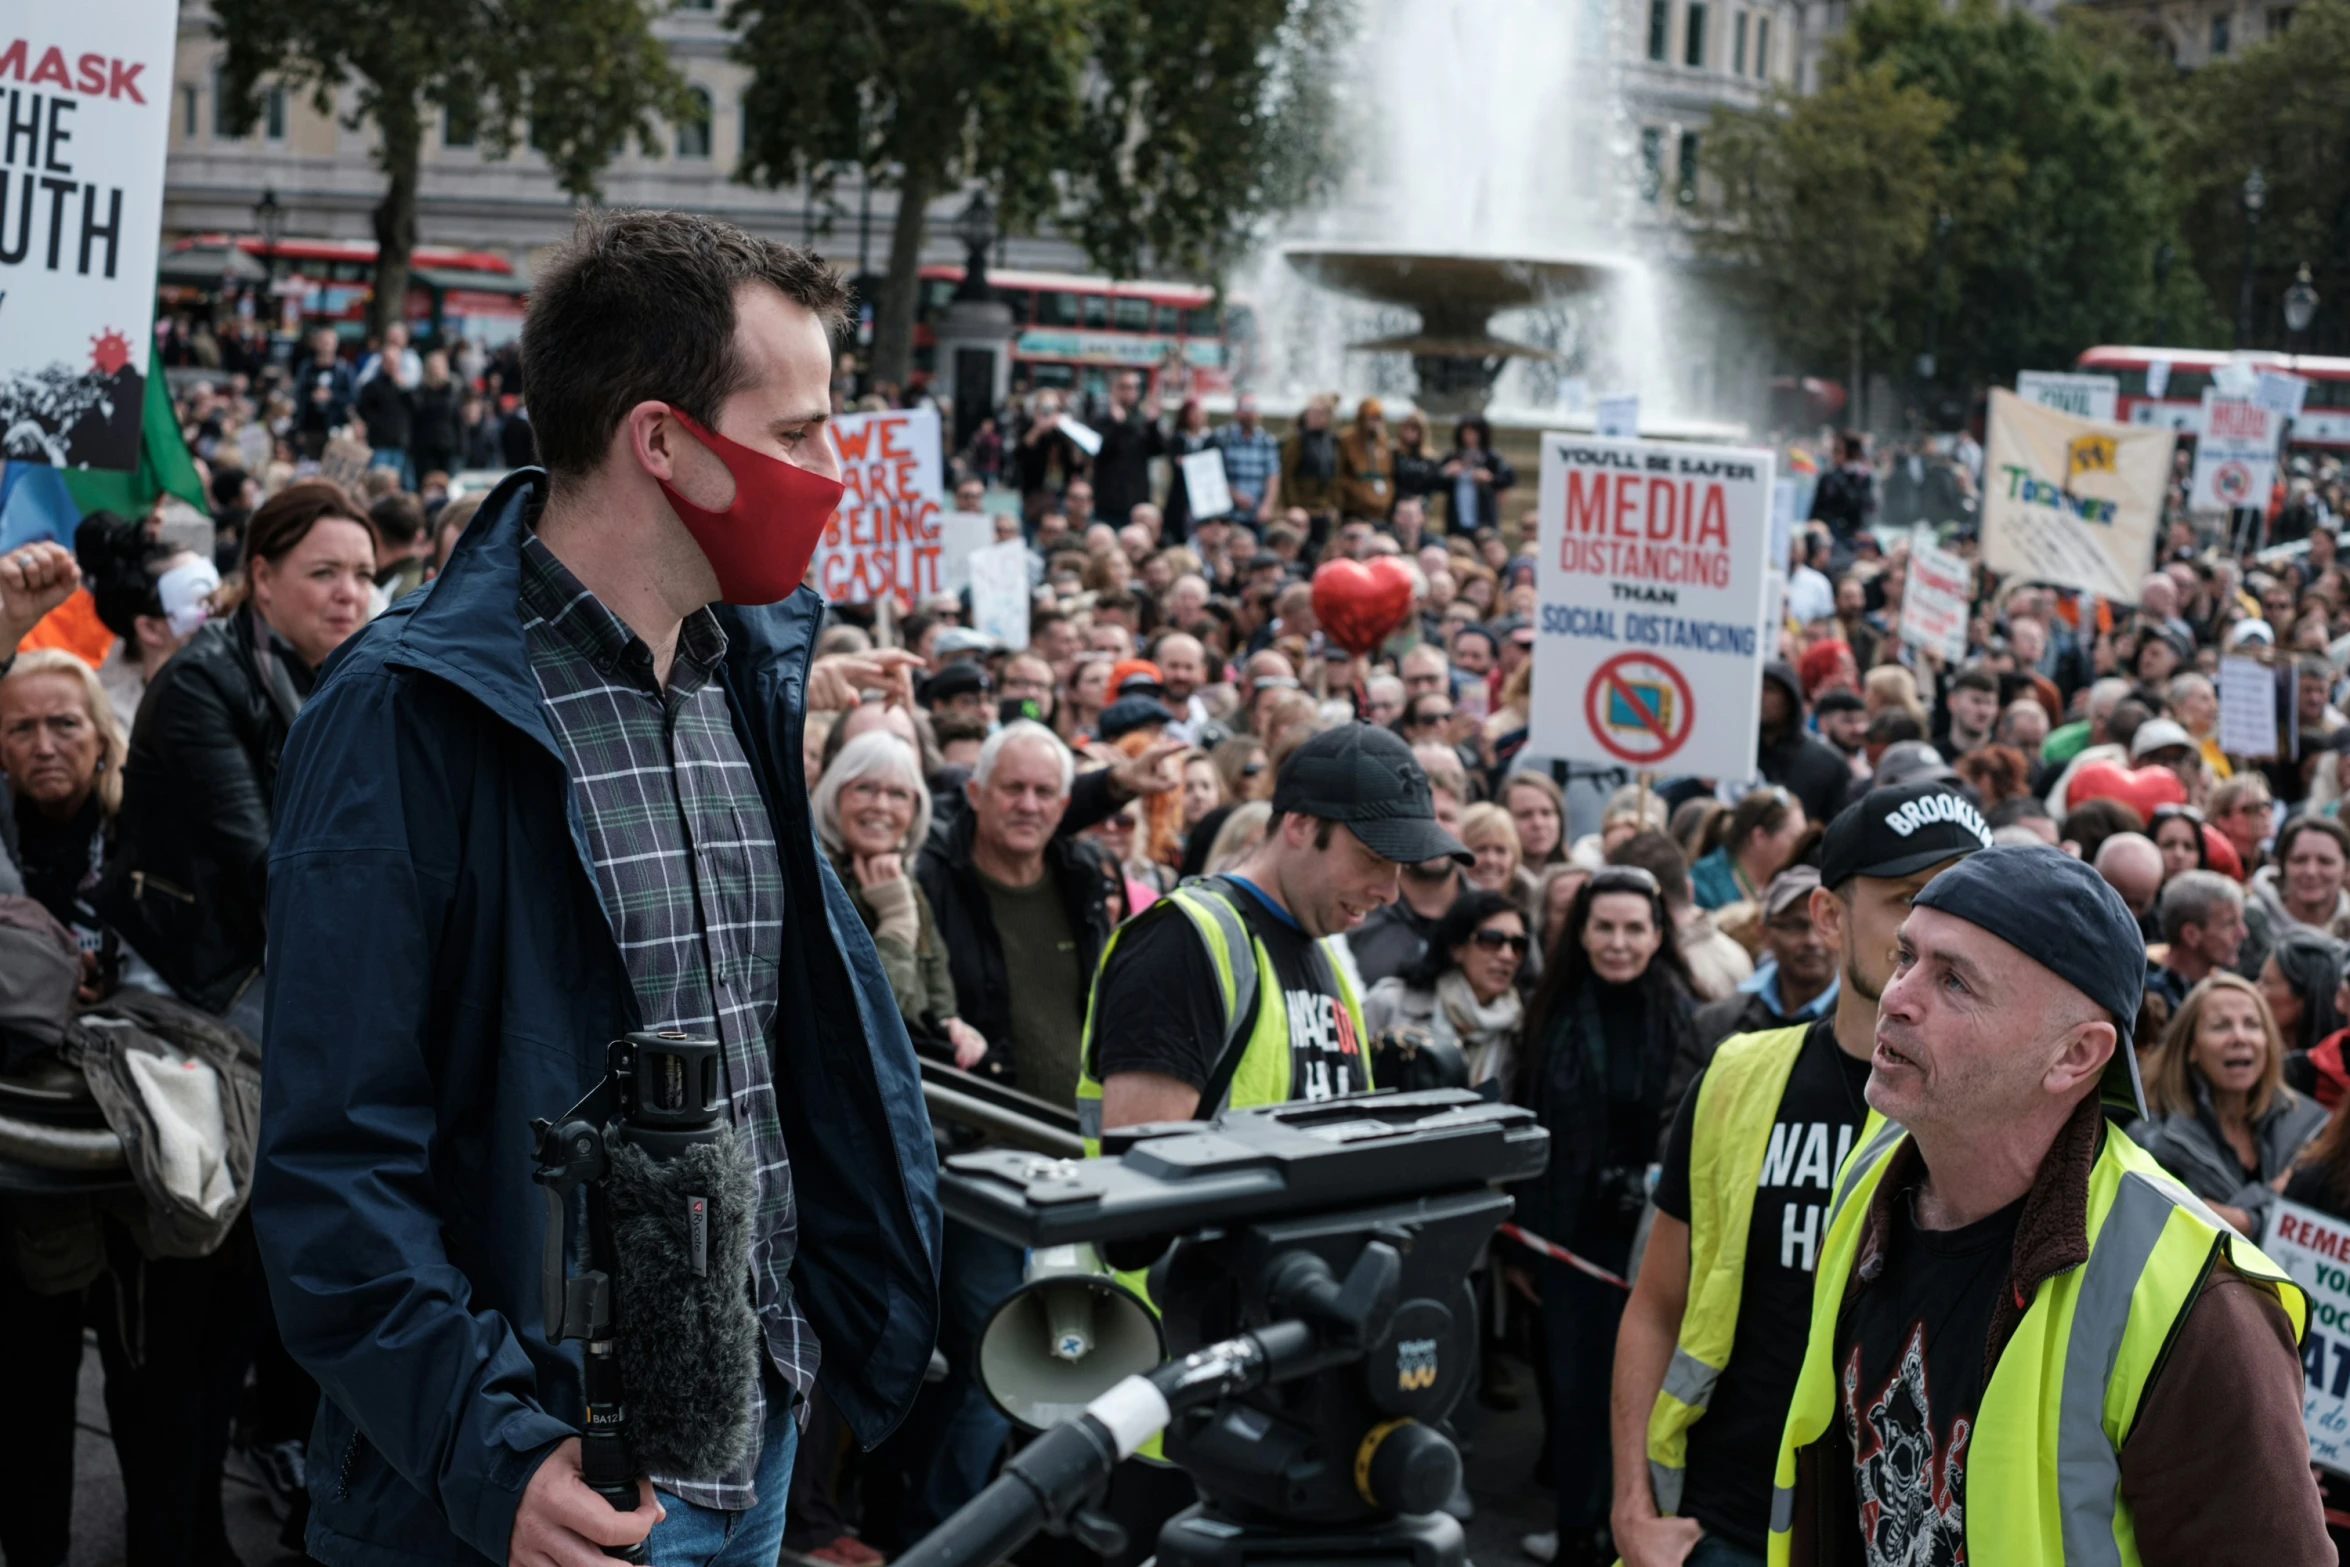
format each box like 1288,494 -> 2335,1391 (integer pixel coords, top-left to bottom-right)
813,407 -> 943,604
967,539 -> 1031,651
2218,653 -> 2280,760
1898,541 -> 1971,662
2265,1199 -> 2350,1478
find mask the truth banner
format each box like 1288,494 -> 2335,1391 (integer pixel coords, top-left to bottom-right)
0,1 -> 175,473
1979,388 -> 2175,603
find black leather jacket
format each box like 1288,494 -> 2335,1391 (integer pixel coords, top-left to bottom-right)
95,605 -> 305,1014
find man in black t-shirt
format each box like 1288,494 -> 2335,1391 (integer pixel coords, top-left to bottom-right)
1609,782 -> 1992,1567
1079,724 -> 1469,1134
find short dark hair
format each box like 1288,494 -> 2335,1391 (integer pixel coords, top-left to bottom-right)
244,480 -> 376,571
369,492 -> 427,549
1949,666 -> 1999,697
2276,814 -> 2350,869
1865,708 -> 1924,745
521,208 -> 852,477
1606,828 -> 1693,910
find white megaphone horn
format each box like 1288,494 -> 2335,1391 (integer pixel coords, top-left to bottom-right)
976,1244 -> 1165,1432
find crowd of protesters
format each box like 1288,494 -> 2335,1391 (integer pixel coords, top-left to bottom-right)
12,272 -> 2350,1567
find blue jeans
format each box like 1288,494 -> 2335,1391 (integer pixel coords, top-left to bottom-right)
1688,1536 -> 1765,1567
648,1403 -> 799,1567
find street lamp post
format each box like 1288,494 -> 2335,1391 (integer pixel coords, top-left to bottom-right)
2236,167 -> 2266,348
1914,210 -> 1952,428
253,186 -> 285,347
953,190 -> 997,302
2284,263 -> 2320,350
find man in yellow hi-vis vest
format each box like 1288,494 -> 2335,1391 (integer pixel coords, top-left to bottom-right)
1077,723 -> 1468,1140
1771,843 -> 2328,1565
1609,781 -> 1991,1567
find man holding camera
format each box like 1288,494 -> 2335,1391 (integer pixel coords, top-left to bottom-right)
254,211 -> 940,1567
1609,782 -> 1990,1567
1078,723 -> 1469,1140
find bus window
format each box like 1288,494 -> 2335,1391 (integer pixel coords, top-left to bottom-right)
999,289 -> 1034,326
1183,305 -> 1220,336
1028,363 -> 1076,390
1155,303 -> 1182,334
1081,294 -> 1110,330
1113,296 -> 1152,332
918,277 -> 958,325
1038,291 -> 1081,327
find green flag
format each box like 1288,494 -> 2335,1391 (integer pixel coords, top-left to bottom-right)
60,353 -> 211,518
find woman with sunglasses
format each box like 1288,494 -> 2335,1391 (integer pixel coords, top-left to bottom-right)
1362,889 -> 1529,1090
1510,864 -> 1696,1566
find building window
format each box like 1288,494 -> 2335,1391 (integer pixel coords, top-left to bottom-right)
1754,15 -> 1771,75
675,87 -> 713,159
1733,12 -> 1748,72
1640,127 -> 1664,202
181,84 -> 199,139
2267,5 -> 2294,32
263,86 -> 286,140
1678,130 -> 1701,204
1648,0 -> 1671,60
444,97 -> 477,148
2209,12 -> 2230,52
211,70 -> 234,138
1685,3 -> 1708,67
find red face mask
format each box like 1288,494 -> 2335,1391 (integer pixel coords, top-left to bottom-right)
655,405 -> 845,606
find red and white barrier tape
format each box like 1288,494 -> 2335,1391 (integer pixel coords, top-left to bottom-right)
1498,1222 -> 1632,1290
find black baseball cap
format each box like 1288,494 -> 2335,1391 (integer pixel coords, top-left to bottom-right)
1097,694 -> 1173,742
1911,843 -> 2148,1112
1272,724 -> 1471,866
1818,781 -> 1993,890
919,662 -> 990,706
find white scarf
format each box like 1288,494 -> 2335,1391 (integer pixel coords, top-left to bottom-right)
1434,967 -> 1524,1089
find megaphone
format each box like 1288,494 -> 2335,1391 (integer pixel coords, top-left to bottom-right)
977,1244 -> 1164,1431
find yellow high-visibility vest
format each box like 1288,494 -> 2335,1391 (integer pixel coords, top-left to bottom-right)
1644,1025 -> 1886,1517
1768,1118 -> 2306,1565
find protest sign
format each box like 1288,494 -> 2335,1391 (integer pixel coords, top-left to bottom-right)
2218,654 -> 2280,759
2015,371 -> 2120,424
967,540 -> 1031,652
1595,395 -> 1640,439
2258,371 -> 2311,420
2264,1200 -> 2350,1477
812,406 -> 945,604
1898,541 -> 1971,662
1179,448 -> 1233,521
1057,415 -> 1103,457
939,511 -> 994,594
2145,361 -> 2171,399
0,0 -> 177,472
1979,389 -> 2173,601
1769,477 -> 1798,570
1532,432 -> 1773,780
2188,391 -> 2280,514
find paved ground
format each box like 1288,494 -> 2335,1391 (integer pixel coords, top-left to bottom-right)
60,1340 -> 1551,1567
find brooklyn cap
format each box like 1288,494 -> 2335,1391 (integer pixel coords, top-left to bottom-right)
1271,723 -> 1471,866
1818,781 -> 1993,890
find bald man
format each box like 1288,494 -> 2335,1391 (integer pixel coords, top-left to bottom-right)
2093,830 -> 2165,927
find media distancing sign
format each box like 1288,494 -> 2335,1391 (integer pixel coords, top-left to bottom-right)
1533,433 -> 1774,780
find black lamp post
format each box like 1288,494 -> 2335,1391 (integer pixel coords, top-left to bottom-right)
953,190 -> 997,303
2284,263 -> 2320,350
2236,167 -> 2265,348
1914,210 -> 1952,426
253,186 -> 285,344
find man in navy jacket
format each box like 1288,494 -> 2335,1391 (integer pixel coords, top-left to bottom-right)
255,210 -> 940,1567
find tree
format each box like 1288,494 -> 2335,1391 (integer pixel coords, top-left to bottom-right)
213,0 -> 693,341
2167,0 -> 2350,350
1699,63 -> 1954,413
1841,0 -> 2201,386
731,0 -> 1347,389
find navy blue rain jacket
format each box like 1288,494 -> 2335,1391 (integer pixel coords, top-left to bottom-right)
253,471 -> 942,1567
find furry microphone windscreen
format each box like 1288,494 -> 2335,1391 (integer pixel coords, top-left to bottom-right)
605,1127 -> 763,1481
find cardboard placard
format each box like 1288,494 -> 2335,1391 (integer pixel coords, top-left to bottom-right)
812,406 -> 944,604
1898,541 -> 1971,662
1179,447 -> 1233,520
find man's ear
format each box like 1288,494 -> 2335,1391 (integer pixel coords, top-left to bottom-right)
2047,1016 -> 2118,1101
622,401 -> 681,483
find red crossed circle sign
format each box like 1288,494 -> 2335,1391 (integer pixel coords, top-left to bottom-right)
2213,460 -> 2254,505
1583,651 -> 1695,765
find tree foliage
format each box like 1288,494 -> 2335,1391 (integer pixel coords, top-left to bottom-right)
1700,63 -> 1953,387
214,0 -> 691,338
731,0 -> 1346,385
2165,0 -> 2350,349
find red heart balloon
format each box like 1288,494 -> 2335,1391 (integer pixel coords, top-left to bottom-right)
1312,557 -> 1417,657
2067,759 -> 2187,824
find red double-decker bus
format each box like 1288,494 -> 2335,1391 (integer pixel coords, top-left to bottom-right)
872,264 -> 1247,403
2075,345 -> 2350,449
163,234 -> 530,347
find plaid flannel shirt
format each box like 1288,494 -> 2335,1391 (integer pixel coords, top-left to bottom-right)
1211,423 -> 1281,517
518,529 -> 814,1511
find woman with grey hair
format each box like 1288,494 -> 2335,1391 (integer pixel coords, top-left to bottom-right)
815,729 -> 985,1067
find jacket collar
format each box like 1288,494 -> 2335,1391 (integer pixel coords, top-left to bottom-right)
1851,1093 -> 2106,1380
